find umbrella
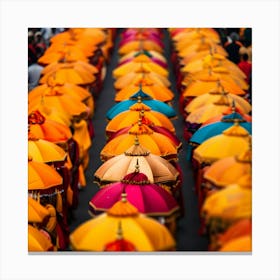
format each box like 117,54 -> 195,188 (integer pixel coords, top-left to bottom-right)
182,79 -> 246,98
113,54 -> 168,79
106,102 -> 175,134
203,149 -> 252,188
187,114 -> 252,160
202,184 -> 252,222
28,225 -> 54,252
89,170 -> 179,217
114,77 -> 174,102
70,199 -> 176,251
28,196 -> 50,223
185,96 -> 250,128
118,39 -> 163,55
28,135 -> 67,163
100,123 -> 179,161
28,110 -> 72,143
219,235 -> 252,252
193,123 -> 251,165
94,140 -> 180,186
106,89 -> 176,119
28,160 -> 63,190
114,71 -> 171,90
39,61 -> 97,85
28,82 -> 94,115
185,90 -> 251,115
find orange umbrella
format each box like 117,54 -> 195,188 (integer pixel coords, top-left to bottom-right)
113,54 -> 168,79
185,96 -> 250,126
39,61 -> 97,85
28,110 -> 72,143
118,40 -> 163,55
28,160 -> 63,191
114,77 -> 174,102
219,235 -> 252,252
114,71 -> 171,90
193,123 -> 251,165
28,225 -> 54,252
28,196 -> 50,223
204,149 -> 252,188
119,50 -> 167,65
100,123 -> 179,161
106,103 -> 175,135
28,135 -> 67,164
182,79 -> 245,98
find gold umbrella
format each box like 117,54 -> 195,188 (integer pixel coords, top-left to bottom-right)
70,198 -> 175,251
28,225 -> 54,252
219,235 -> 252,252
118,40 -> 163,55
193,123 -> 251,165
28,196 -> 50,223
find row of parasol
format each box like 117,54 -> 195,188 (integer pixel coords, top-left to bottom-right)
69,28 -> 185,251
169,28 -> 252,251
28,28 -> 116,251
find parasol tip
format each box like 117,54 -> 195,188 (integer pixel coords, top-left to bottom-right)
231,100 -> 236,112
135,158 -> 140,173
121,192 -> 128,202
116,221 -> 124,240
134,135 -> 140,146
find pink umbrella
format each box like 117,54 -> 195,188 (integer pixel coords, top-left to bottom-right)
89,170 -> 180,218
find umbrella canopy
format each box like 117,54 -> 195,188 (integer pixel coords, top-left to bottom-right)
182,79 -> 245,98
203,149 -> 252,188
202,184 -> 252,222
28,110 -> 72,143
95,140 -> 179,186
185,90 -> 251,115
187,115 -> 251,160
118,39 -> 163,55
193,123 -> 251,164
90,170 -> 179,217
28,196 -> 50,223
28,135 -> 67,163
219,235 -> 252,252
106,89 -> 176,119
113,54 -> 168,78
70,199 -> 176,251
28,160 -> 63,191
100,123 -> 179,161
39,61 -> 97,85
185,96 -> 250,126
28,225 -> 54,252
114,71 -> 171,90
115,78 -> 174,102
106,102 -> 175,134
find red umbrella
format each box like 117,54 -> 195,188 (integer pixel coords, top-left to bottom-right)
89,170 -> 179,218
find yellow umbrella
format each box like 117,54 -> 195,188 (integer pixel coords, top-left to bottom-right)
28,160 -> 63,190
185,96 -> 250,125
106,103 -> 175,134
193,123 -> 251,164
28,196 -> 50,223
204,149 -> 252,188
100,123 -> 179,161
28,225 -> 54,252
70,198 -> 175,251
219,235 -> 252,252
185,90 -> 251,115
119,50 -> 167,65
113,54 -> 168,79
114,71 -> 171,90
28,136 -> 67,163
118,40 -> 163,55
115,77 -> 174,102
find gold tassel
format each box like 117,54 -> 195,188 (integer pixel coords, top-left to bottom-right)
56,189 -> 63,213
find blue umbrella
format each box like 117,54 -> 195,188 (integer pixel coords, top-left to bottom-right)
186,113 -> 252,161
106,89 -> 176,120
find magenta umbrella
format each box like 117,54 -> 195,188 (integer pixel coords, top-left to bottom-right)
89,171 -> 180,218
